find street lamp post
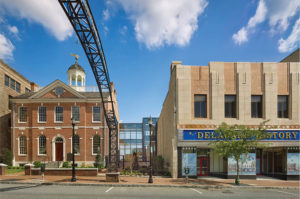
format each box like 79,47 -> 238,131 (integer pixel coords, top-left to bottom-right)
71,117 -> 76,182
148,116 -> 153,183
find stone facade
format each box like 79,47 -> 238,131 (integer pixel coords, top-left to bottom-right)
157,54 -> 300,178
0,60 -> 38,158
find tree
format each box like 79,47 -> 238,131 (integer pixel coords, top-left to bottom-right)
94,148 -> 101,168
210,122 -> 267,185
3,148 -> 12,166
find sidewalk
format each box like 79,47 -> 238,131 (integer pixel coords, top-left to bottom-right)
1,172 -> 299,189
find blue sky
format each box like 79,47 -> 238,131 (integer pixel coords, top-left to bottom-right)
0,0 -> 299,122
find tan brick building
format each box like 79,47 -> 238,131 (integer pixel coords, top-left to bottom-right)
10,62 -> 119,166
0,60 -> 38,159
157,50 -> 300,180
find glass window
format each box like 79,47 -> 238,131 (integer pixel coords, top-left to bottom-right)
72,106 -> 80,122
137,132 -> 142,139
125,132 -> 130,139
25,88 -> 31,93
19,135 -> 27,155
251,95 -> 262,118
93,134 -> 100,154
39,135 -> 46,155
38,107 -> 47,122
5,75 -> 9,86
120,132 -> 125,139
93,106 -> 101,122
10,78 -> 15,90
194,95 -> 207,118
16,82 -> 20,93
131,132 -> 137,139
55,106 -> 63,122
278,95 -> 288,118
73,135 -> 80,154
225,95 -> 236,118
19,107 -> 27,122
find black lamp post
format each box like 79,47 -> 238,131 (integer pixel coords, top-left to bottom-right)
71,117 -> 76,182
148,116 -> 153,183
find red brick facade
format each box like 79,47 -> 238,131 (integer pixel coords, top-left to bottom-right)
10,80 -> 119,166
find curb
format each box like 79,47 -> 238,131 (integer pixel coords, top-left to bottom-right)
0,181 -> 299,190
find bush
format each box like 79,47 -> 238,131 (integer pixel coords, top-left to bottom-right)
62,161 -> 70,168
33,161 -> 42,168
3,148 -> 12,166
80,162 -> 86,168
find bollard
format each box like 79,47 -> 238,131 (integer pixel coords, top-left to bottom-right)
184,167 -> 190,184
0,163 -> 8,176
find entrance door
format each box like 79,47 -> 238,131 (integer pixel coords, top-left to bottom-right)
197,157 -> 209,176
256,157 -> 262,175
55,142 -> 63,161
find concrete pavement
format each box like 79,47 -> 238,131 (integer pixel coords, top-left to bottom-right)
0,183 -> 299,199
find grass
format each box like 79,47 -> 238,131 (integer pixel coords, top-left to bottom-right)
7,168 -> 24,174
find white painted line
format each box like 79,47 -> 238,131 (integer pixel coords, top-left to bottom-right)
272,190 -> 298,196
190,188 -> 203,194
105,187 -> 113,193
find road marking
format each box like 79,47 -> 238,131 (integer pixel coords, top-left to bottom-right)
190,188 -> 202,194
272,190 -> 298,196
105,187 -> 113,193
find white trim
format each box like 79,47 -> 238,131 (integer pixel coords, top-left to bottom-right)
18,106 -> 27,123
38,106 -> 47,123
71,106 -> 80,122
18,135 -> 27,156
54,106 -> 64,122
52,135 -> 66,161
92,106 -> 101,122
37,135 -> 47,156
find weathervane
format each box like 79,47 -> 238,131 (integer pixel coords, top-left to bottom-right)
71,53 -> 79,62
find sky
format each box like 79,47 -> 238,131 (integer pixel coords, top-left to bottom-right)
0,0 -> 299,122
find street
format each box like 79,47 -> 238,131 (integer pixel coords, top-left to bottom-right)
0,184 -> 299,199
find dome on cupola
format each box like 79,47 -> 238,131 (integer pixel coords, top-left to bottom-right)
67,54 -> 86,92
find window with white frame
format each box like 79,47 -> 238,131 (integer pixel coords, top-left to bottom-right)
71,106 -> 80,122
19,135 -> 27,155
39,135 -> 46,155
93,106 -> 101,122
93,134 -> 100,154
73,135 -> 80,154
55,106 -> 63,122
19,107 -> 27,122
38,107 -> 47,122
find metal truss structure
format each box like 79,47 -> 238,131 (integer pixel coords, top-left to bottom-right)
58,0 -> 119,171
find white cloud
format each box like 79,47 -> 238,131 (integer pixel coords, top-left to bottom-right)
115,0 -> 208,49
120,25 -> 128,35
7,25 -> 19,36
103,9 -> 110,21
232,0 -> 300,52
0,0 -> 73,41
0,33 -> 15,60
278,18 -> 300,53
233,0 -> 267,45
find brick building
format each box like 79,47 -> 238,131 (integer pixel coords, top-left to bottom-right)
10,61 -> 119,166
0,60 -> 38,159
157,50 -> 300,180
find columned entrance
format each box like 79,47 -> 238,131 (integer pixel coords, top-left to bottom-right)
52,136 -> 65,162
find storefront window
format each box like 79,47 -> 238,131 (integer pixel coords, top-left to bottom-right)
182,148 -> 197,176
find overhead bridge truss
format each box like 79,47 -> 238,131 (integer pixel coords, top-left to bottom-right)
58,0 -> 119,171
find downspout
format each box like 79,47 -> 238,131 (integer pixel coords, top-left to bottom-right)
12,103 -> 16,166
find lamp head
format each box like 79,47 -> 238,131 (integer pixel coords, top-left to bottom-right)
148,116 -> 152,126
71,117 -> 75,125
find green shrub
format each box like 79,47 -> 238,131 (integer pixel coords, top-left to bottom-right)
80,162 -> 86,168
3,148 -> 12,166
62,161 -> 70,168
33,161 -> 42,168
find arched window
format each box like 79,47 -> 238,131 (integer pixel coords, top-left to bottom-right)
39,135 -> 46,155
19,135 -> 27,155
93,135 -> 100,154
73,135 -> 80,154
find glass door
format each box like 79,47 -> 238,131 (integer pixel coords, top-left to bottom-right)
197,157 -> 209,176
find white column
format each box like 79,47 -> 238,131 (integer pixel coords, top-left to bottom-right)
75,75 -> 78,86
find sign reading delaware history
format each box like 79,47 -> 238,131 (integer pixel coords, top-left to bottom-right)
183,130 -> 300,141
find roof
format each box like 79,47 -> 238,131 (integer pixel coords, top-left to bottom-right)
280,48 -> 300,62
67,61 -> 86,73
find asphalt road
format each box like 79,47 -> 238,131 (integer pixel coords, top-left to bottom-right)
0,183 -> 299,199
